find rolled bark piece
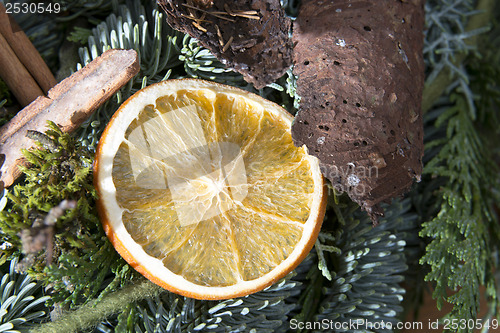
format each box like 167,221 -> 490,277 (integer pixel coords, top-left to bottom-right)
0,32 -> 44,107
0,49 -> 140,188
158,0 -> 292,89
291,0 -> 425,220
0,3 -> 58,94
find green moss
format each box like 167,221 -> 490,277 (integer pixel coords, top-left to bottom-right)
0,121 -> 135,307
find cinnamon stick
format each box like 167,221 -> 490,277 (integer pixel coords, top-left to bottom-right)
0,32 -> 44,107
0,49 -> 140,188
0,3 -> 57,94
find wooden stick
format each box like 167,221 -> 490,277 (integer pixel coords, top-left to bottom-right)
0,49 -> 140,188
0,32 -> 44,107
0,3 -> 57,94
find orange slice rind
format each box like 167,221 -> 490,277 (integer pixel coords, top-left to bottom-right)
94,79 -> 326,300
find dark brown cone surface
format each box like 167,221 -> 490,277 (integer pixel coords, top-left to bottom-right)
291,0 -> 425,220
158,0 -> 292,89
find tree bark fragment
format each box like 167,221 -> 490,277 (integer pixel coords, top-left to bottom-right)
158,0 -> 293,89
291,0 -> 426,219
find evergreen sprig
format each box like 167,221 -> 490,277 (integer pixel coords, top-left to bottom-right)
419,5 -> 500,326
420,88 -> 500,328
179,35 -> 246,86
423,0 -> 488,84
75,1 -> 184,148
129,275 -> 303,333
0,257 -> 50,331
310,198 -> 418,333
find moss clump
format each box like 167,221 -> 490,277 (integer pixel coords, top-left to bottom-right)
0,121 -> 135,307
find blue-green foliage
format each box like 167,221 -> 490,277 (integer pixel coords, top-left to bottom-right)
0,257 -> 50,331
423,0 -> 489,83
311,199 -> 417,333
179,35 -> 246,86
419,0 -> 500,329
132,276 -> 303,333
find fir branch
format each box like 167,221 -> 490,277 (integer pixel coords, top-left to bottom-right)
74,2 -> 185,148
104,257 -> 316,333
422,0 -> 495,113
134,275 -> 301,333
179,35 -> 245,86
310,198 -> 419,332
30,272 -> 306,333
0,257 -> 50,330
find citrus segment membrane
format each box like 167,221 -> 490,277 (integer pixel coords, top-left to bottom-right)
243,160 -> 315,223
161,214 -> 239,287
228,205 -> 303,281
95,79 -> 325,299
213,93 -> 263,153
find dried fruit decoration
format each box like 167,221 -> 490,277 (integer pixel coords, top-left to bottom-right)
291,0 -> 425,220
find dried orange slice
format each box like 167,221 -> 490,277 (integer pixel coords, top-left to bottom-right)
94,79 -> 326,300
